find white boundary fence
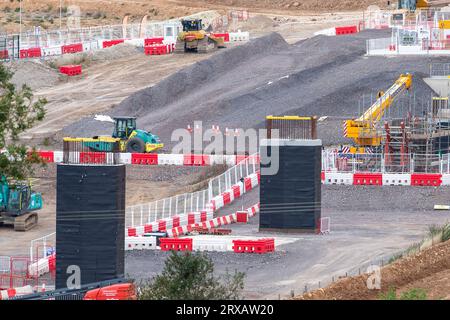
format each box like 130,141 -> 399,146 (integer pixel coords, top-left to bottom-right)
29,233 -> 56,262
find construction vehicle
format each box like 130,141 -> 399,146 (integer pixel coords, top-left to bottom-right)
64,117 -> 163,153
175,19 -> 225,53
0,175 -> 42,231
398,0 -> 450,11
343,74 -> 413,154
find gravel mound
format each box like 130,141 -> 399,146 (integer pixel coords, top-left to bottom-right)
8,60 -> 61,91
63,29 -> 445,150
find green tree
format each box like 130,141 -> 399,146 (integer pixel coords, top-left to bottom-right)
138,251 -> 245,300
0,63 -> 47,181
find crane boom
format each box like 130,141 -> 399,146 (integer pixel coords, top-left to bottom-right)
344,74 -> 412,150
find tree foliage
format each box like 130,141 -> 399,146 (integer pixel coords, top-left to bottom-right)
138,251 -> 245,300
0,63 -> 47,180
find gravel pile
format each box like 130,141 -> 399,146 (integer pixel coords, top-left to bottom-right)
63,29 -> 445,150
8,60 -> 61,91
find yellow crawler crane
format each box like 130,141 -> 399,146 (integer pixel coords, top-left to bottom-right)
343,74 -> 413,154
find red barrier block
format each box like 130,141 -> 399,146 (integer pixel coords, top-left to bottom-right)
128,228 -> 137,237
335,25 -> 358,35
79,152 -> 107,164
232,185 -> 241,198
411,174 -> 442,186
321,171 -> 325,181
20,47 -> 42,59
59,64 -> 82,76
187,213 -> 196,225
144,45 -> 168,55
38,151 -> 54,163
236,211 -> 248,223
102,39 -> 124,48
200,211 -> 207,222
244,177 -> 252,192
232,238 -> 274,254
222,192 -> 231,205
131,153 -> 158,165
160,238 -> 193,251
144,37 -> 164,46
193,155 -> 209,166
144,224 -> 153,233
212,33 -> 230,42
0,50 -> 9,60
62,43 -> 83,54
48,254 -> 56,272
158,220 -> 167,232
353,173 -> 383,186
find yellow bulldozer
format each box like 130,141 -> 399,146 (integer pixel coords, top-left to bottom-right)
175,19 -> 225,53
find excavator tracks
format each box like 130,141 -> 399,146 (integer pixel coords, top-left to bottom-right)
14,212 -> 39,232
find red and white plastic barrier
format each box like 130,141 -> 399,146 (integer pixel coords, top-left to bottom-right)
323,172 -> 448,186
0,285 -> 33,300
314,25 -> 359,37
36,151 -> 258,167
27,253 -> 56,278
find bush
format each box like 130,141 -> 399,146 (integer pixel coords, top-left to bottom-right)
380,287 -> 427,300
138,251 -> 245,300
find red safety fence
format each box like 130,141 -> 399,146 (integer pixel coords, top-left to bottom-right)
232,238 -> 275,254
222,192 -> 231,205
411,174 -> 442,186
158,220 -> 167,232
62,43 -> 83,54
244,177 -> 252,192
59,65 -> 82,76
19,48 -> 42,59
80,152 -> 106,164
183,154 -> 210,166
236,211 -> 248,223
144,37 -> 164,46
102,39 -> 124,48
160,238 -> 193,251
0,50 -> 9,60
144,45 -> 168,55
37,151 -> 54,163
335,26 -> 358,35
232,185 -> 241,198
131,153 -> 158,165
353,173 -> 383,186
212,33 -> 230,42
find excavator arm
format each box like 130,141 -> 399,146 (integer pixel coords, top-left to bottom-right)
344,74 -> 412,148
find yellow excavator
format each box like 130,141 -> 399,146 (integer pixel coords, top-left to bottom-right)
343,74 -> 413,154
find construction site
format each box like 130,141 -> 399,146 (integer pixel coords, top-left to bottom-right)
0,0 -> 450,302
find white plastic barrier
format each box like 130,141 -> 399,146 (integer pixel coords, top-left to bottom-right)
83,40 -> 100,52
119,153 -> 132,165
229,31 -> 250,42
193,239 -> 229,252
158,154 -> 184,165
125,39 -> 145,47
125,236 -> 157,250
53,151 -> 64,163
314,28 -> 337,36
41,46 -> 62,57
382,173 -> 412,186
323,172 -> 353,185
28,257 -> 50,277
441,174 -> 450,186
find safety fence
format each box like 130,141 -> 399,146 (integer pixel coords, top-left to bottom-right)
322,151 -> 448,174
126,154 -> 259,227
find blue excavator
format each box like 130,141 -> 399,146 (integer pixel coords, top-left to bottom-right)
0,175 -> 42,231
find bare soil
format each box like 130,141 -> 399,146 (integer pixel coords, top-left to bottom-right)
296,240 -> 450,300
0,0 -> 386,33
